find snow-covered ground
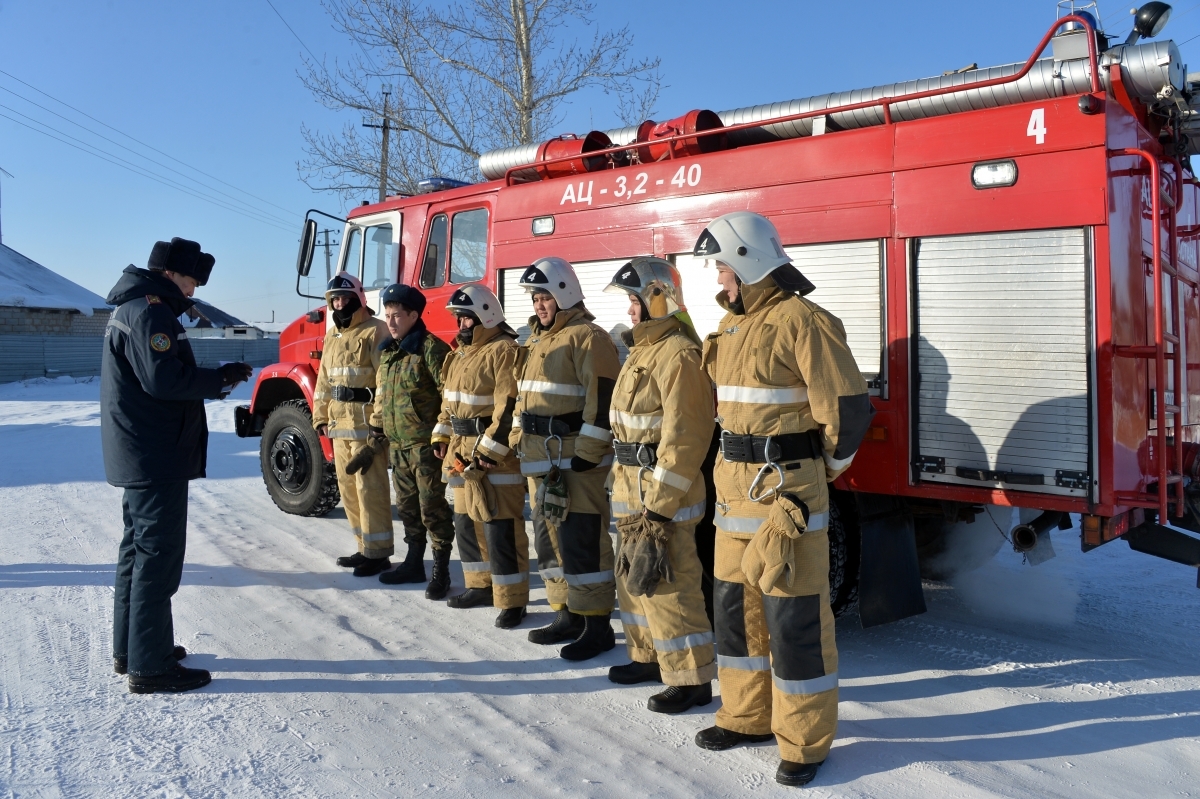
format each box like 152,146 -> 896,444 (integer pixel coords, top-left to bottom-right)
0,375 -> 1197,798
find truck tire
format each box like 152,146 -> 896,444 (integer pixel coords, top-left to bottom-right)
260,399 -> 340,517
827,492 -> 860,618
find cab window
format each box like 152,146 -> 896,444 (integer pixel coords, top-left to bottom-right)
449,209 -> 488,284
341,227 -> 362,275
362,224 -> 395,289
420,214 -> 448,288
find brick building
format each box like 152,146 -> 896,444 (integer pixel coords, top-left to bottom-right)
0,243 -> 110,333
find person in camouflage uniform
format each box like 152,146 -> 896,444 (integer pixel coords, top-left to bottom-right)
370,284 -> 456,599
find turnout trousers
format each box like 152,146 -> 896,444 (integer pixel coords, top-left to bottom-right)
615,516 -> 716,686
113,481 -> 189,677
451,472 -> 529,608
713,525 -> 839,764
527,467 -> 614,616
333,438 -> 394,559
391,443 -> 453,553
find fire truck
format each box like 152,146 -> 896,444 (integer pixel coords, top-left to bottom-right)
237,3 -> 1200,625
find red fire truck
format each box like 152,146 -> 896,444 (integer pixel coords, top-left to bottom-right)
236,4 -> 1200,625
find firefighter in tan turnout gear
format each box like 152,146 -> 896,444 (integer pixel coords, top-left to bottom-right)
603,257 -> 718,714
431,285 -> 529,628
312,272 -> 394,576
512,257 -> 622,660
693,212 -> 873,788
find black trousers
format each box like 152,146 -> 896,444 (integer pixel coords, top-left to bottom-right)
112,481 -> 189,676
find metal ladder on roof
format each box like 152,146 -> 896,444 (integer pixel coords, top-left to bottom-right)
1111,148 -> 1190,522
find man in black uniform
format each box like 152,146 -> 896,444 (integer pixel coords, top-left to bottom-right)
101,237 -> 252,694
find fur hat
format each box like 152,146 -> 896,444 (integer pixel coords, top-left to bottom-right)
147,238 -> 215,286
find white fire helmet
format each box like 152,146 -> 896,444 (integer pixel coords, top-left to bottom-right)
692,211 -> 791,286
603,257 -> 685,319
324,271 -> 367,308
447,283 -> 507,328
518,256 -> 584,309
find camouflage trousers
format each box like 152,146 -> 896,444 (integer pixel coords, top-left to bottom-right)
390,443 -> 454,553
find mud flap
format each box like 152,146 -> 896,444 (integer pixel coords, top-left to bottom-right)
855,492 -> 927,627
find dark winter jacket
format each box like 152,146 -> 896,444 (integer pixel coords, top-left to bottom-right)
101,266 -> 226,487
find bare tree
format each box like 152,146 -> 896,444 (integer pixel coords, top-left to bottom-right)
299,0 -> 662,201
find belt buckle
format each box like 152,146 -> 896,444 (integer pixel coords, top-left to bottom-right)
635,443 -> 655,468
720,430 -> 750,462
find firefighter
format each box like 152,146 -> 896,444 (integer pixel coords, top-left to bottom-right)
692,212 -> 873,788
431,284 -> 529,628
512,257 -> 621,660
312,272 -> 394,576
372,284 -> 457,599
603,257 -> 717,713
103,237 -> 251,693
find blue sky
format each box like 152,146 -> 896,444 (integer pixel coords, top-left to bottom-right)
1,0 -> 1198,323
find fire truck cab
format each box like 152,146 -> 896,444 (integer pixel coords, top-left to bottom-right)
237,5 -> 1200,624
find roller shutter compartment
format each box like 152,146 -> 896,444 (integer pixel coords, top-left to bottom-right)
912,228 -> 1091,497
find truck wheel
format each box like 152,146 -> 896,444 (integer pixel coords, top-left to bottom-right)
828,492 -> 860,618
914,508 -> 1006,581
259,399 -> 340,517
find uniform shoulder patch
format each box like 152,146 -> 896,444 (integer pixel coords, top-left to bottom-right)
150,332 -> 172,352
146,295 -> 161,304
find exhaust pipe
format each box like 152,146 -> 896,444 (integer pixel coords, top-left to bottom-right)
1011,511 -> 1064,565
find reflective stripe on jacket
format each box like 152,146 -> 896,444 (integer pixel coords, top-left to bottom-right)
313,306 -> 388,440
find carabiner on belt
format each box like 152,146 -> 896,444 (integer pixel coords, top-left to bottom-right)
542,433 -> 564,470
747,435 -> 784,503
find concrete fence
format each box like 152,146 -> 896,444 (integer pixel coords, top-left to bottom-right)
0,335 -> 280,384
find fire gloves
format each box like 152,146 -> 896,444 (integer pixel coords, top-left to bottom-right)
615,514 -> 675,597
741,492 -> 810,593
535,466 -> 570,524
345,431 -> 387,475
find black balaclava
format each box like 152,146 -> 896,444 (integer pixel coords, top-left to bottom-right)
331,293 -> 362,329
456,312 -> 478,345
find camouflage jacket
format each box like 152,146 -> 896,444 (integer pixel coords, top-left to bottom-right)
370,319 -> 452,448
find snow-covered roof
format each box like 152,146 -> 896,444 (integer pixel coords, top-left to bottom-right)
0,243 -> 109,316
181,298 -> 251,329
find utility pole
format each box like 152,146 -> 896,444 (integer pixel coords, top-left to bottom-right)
0,167 -> 12,245
317,229 -> 337,281
362,85 -> 392,203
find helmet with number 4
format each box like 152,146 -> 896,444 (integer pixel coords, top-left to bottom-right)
447,283 -> 506,328
518,256 -> 584,309
603,257 -> 685,319
693,211 -> 815,295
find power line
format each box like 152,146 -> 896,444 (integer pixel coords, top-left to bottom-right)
0,84 -> 295,226
0,67 -> 300,218
264,0 -> 322,63
0,110 -> 296,233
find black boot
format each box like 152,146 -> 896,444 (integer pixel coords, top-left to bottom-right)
336,552 -> 367,568
114,645 -> 186,676
695,726 -> 774,751
425,548 -> 451,600
608,661 -> 662,685
560,615 -> 615,661
352,557 -> 390,577
527,609 -> 585,645
494,607 -> 527,629
446,586 -> 493,609
776,760 -> 823,787
128,663 -> 211,694
648,682 -> 712,714
379,541 -> 426,585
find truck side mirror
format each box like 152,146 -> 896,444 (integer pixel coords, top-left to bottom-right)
296,218 -> 317,277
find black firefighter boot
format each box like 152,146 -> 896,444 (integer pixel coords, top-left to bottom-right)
379,541 -> 426,585
647,682 -> 713,714
527,608 -> 585,645
776,760 -> 824,787
425,548 -> 452,600
446,586 -> 493,609
560,614 -> 615,661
